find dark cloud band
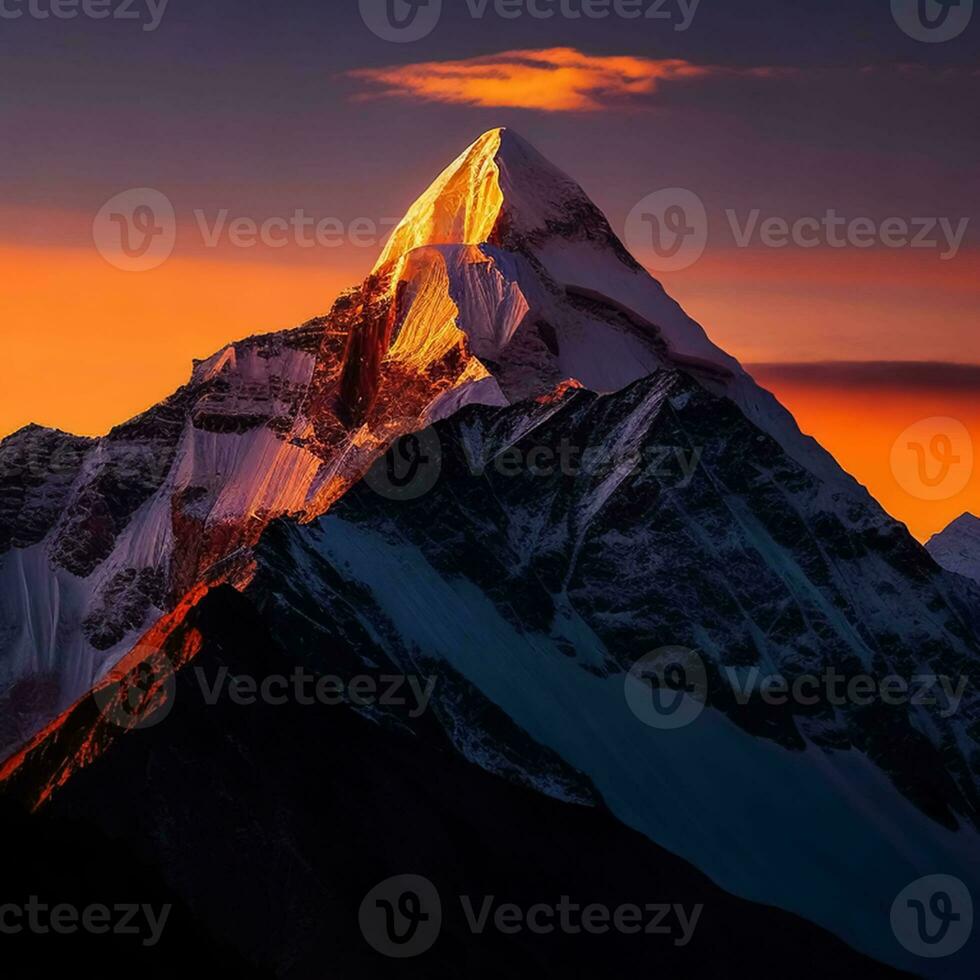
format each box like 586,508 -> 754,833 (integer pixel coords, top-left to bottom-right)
747,361 -> 980,392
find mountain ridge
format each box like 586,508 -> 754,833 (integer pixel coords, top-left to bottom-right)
0,126 -> 963,771
3,129 -> 979,978
928,513 -> 980,584
5,366 -> 978,975
1,127 -> 866,757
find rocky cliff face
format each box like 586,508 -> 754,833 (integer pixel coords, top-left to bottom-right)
0,289 -> 485,754
1,127 -> 860,757
4,367 -> 978,976
0,585 -> 905,980
237,371 -> 980,976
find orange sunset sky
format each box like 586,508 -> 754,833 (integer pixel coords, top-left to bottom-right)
2,231 -> 976,544
3,8 -> 978,545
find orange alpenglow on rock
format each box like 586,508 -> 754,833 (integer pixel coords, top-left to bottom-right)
0,128 -> 868,771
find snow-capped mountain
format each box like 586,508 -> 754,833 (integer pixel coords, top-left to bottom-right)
928,513 -> 980,584
2,129 -> 979,977
199,374 -> 980,976
0,582 -> 903,979
0,128 -> 863,757
5,365 -> 979,976
370,129 -> 853,487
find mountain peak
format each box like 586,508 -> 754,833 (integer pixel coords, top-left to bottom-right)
374,128 -> 591,272
930,512 -> 980,542
927,512 -> 980,584
950,512 -> 980,529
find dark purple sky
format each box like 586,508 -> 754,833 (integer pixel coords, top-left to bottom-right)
1,0 -> 978,541
2,0 -> 978,235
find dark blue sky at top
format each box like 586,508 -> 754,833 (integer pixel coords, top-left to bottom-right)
1,0 -> 978,246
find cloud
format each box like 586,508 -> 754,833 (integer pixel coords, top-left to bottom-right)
747,361 -> 980,393
346,47 -> 786,113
